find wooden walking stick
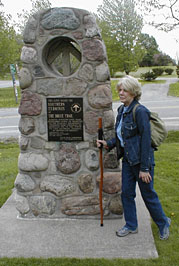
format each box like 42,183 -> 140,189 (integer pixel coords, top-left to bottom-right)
98,117 -> 104,226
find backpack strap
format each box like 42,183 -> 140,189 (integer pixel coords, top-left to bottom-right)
132,103 -> 140,123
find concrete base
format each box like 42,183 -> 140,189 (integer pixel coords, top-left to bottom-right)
0,186 -> 158,259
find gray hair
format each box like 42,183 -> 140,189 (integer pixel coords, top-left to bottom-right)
116,75 -> 142,101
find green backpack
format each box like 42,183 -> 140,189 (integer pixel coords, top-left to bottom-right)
133,104 -> 168,148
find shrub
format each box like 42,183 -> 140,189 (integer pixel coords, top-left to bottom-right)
165,68 -> 174,75
140,71 -> 158,81
113,73 -> 123,78
152,67 -> 164,76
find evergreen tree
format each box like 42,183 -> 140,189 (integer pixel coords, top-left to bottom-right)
139,33 -> 159,66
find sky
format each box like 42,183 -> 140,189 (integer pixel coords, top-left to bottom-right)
1,0 -> 179,61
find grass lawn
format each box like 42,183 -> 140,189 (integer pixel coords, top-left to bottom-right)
0,86 -> 21,108
0,142 -> 19,207
168,82 -> 179,97
0,131 -> 179,265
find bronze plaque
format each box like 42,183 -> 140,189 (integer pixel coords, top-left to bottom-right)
47,97 -> 83,141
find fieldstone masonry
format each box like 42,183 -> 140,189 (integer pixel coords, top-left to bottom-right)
15,7 -> 123,219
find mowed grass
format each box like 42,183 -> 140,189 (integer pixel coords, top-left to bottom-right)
0,86 -> 21,108
0,142 -> 19,207
0,131 -> 179,265
150,132 -> 179,262
168,82 -> 179,97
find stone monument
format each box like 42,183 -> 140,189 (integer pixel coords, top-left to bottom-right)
15,7 -> 123,219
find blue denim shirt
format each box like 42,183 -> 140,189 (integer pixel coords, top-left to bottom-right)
107,99 -> 154,172
116,106 -> 128,147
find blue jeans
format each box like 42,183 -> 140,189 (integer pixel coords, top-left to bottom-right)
121,159 -> 168,233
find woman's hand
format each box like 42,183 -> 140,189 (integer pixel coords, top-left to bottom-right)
96,139 -> 108,149
139,171 -> 152,183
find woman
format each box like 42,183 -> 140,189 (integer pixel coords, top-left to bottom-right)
97,75 -> 170,240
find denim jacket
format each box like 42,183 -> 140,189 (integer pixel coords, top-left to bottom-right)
107,99 -> 154,172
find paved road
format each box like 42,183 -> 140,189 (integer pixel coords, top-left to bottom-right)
143,78 -> 179,130
0,80 -> 19,88
0,108 -> 19,139
0,80 -> 19,139
0,78 -> 179,140
113,78 -> 179,131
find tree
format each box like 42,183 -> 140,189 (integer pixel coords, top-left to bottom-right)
97,0 -> 145,75
153,52 -> 176,66
0,3 -> 22,76
16,0 -> 51,34
0,0 -> 52,77
139,33 -> 159,66
136,0 -> 179,31
139,34 -> 176,66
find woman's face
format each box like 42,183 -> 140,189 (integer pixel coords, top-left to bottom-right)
118,85 -> 135,106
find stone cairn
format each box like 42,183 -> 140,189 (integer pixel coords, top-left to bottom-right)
15,7 -> 123,219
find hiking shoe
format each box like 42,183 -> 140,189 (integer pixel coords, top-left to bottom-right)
159,218 -> 171,240
116,226 -> 138,237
